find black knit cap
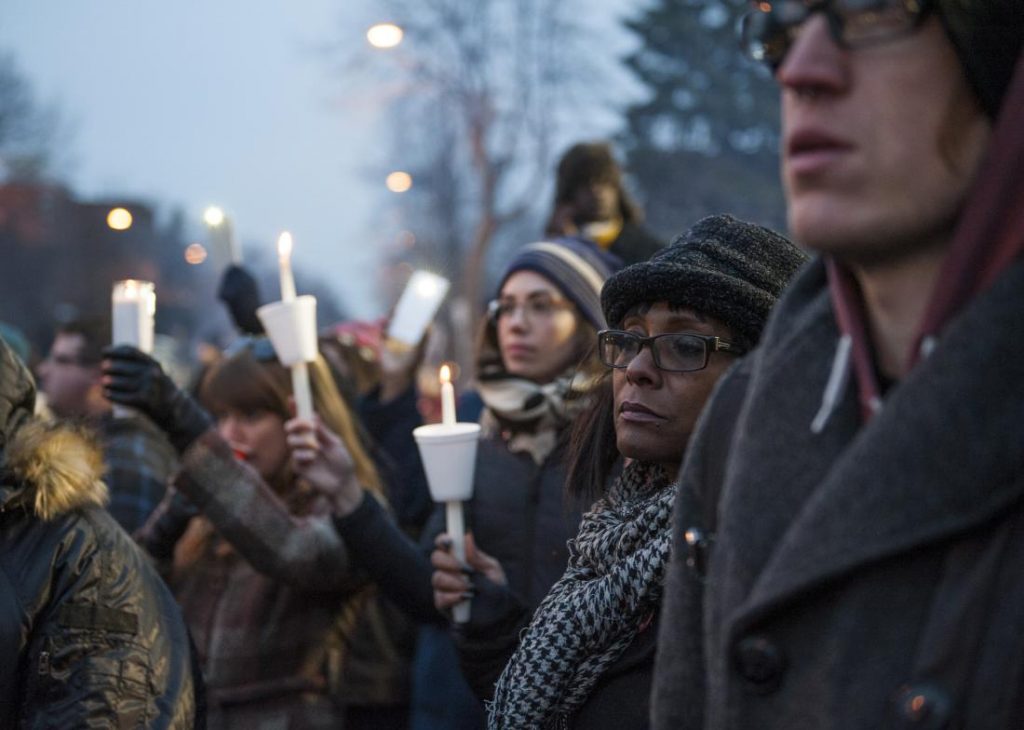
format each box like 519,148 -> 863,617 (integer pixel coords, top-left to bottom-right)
601,215 -> 807,350
938,0 -> 1023,119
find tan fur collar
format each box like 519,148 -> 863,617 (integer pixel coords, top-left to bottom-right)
2,420 -> 108,520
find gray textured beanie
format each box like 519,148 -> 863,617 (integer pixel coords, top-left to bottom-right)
601,214 -> 806,349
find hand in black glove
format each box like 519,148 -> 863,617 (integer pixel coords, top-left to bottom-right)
101,345 -> 212,452
218,264 -> 265,335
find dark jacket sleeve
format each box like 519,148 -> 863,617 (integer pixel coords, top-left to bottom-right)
333,491 -> 443,624
170,429 -> 358,593
453,576 -> 533,702
134,487 -> 199,578
650,360 -> 752,730
358,385 -> 432,534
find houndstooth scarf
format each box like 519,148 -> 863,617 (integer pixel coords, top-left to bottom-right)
487,460 -> 676,728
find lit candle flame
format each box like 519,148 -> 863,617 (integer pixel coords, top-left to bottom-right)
277,231 -> 293,264
440,364 -> 452,384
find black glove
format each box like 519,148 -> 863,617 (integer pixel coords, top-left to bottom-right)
102,345 -> 212,452
218,264 -> 265,335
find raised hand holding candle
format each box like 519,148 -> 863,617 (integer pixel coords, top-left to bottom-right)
112,280 -> 156,353
269,231 -> 312,420
440,364 -> 456,425
435,363 -> 469,621
111,280 -> 156,418
277,232 -> 296,302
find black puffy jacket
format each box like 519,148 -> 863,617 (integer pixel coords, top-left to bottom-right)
0,337 -> 199,728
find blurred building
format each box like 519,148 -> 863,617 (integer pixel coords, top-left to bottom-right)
0,181 -> 219,358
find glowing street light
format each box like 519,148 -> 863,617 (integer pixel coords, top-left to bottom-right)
184,243 -> 208,265
386,171 -> 413,193
203,206 -> 226,227
367,22 -> 404,49
107,207 -> 133,231
202,205 -> 241,264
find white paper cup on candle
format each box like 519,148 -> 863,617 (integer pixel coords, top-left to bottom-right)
257,296 -> 319,366
388,270 -> 450,347
412,423 -> 481,502
111,280 -> 156,354
414,422 -> 480,624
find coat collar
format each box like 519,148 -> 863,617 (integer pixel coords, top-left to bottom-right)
719,257 -> 1024,635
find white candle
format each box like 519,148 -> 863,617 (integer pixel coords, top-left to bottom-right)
111,279 -> 156,418
275,231 -> 313,418
277,232 -> 296,302
291,361 -> 315,421
440,364 -> 456,425
111,280 -> 156,354
446,500 -> 470,623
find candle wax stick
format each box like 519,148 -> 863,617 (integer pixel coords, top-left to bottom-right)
446,500 -> 470,623
280,261 -> 296,302
291,361 -> 315,421
441,380 -> 456,425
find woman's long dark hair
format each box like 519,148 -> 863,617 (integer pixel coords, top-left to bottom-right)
564,370 -> 619,508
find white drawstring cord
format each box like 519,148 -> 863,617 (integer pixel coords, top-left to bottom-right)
810,334 -> 852,434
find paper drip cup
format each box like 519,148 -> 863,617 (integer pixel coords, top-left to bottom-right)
257,296 -> 318,365
413,423 -> 481,502
414,422 -> 480,623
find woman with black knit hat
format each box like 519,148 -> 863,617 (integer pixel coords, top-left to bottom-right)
432,215 -> 806,729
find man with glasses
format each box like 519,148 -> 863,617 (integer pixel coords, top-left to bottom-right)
653,1 -> 1023,727
38,319 -> 176,532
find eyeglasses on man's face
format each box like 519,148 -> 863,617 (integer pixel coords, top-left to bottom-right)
488,296 -> 575,325
739,0 -> 932,69
598,329 -> 744,373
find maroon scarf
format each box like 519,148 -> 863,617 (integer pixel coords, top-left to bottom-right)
828,52 -> 1024,421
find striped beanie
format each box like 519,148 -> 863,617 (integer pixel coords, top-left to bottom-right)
497,238 -> 619,330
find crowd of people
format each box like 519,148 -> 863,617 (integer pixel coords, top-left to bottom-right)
1,0 -> 1021,727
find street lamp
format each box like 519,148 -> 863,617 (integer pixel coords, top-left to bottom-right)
107,207 -> 133,231
367,22 -> 404,49
203,206 -> 226,228
184,243 -> 208,265
202,205 -> 240,266
386,171 -> 413,193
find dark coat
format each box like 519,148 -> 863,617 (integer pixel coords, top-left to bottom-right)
137,429 -> 414,727
608,220 -> 665,266
0,340 -> 198,729
652,257 -> 1024,729
336,430 -> 581,625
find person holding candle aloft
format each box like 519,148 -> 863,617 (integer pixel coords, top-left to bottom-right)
101,342 -> 414,730
432,216 -> 806,729
302,239 -> 616,717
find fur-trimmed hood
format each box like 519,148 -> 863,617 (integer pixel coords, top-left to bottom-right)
0,336 -> 107,519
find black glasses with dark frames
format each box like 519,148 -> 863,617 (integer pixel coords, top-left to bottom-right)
739,0 -> 933,69
598,330 -> 745,373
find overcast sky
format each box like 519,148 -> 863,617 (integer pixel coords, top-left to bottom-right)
2,0 -> 640,316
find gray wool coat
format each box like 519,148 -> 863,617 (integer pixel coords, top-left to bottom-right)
652,257 -> 1024,729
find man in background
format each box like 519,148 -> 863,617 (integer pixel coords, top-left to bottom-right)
38,318 -> 175,533
545,141 -> 664,265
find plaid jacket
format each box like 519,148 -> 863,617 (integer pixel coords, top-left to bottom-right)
99,411 -> 176,533
137,430 -> 413,728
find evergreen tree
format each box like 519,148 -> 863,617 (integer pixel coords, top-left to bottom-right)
620,0 -> 787,238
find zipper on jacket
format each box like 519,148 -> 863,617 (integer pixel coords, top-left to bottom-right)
38,651 -> 50,675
